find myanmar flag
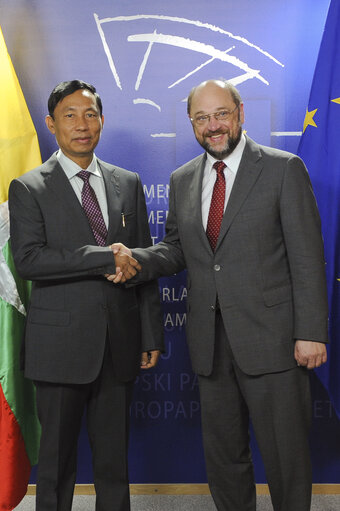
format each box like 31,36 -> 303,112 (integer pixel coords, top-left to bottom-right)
0,27 -> 41,509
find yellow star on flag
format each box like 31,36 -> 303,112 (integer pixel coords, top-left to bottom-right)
302,108 -> 318,133
331,97 -> 340,104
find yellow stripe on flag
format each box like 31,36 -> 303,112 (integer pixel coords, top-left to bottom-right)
0,26 -> 41,204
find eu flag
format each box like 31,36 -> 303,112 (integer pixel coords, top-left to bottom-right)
298,0 -> 340,417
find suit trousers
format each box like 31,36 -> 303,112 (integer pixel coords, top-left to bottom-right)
198,312 -> 312,511
35,342 -> 134,511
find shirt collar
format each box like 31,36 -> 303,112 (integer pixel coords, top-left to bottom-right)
206,133 -> 246,176
56,149 -> 101,180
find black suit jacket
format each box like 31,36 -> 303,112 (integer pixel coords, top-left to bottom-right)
9,153 -> 163,384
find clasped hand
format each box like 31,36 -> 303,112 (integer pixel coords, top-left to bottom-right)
106,243 -> 139,283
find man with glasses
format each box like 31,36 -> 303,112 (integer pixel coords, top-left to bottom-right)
109,79 -> 328,511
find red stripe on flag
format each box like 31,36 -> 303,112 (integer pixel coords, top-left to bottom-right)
0,383 -> 31,511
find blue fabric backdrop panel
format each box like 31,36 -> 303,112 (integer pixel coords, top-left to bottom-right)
1,0 -> 339,485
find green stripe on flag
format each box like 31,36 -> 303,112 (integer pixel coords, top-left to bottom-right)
0,241 -> 40,466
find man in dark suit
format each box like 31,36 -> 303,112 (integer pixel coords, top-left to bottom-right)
8,80 -> 163,511
109,80 -> 328,511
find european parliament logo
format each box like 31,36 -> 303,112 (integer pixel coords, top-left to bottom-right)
93,13 -> 284,140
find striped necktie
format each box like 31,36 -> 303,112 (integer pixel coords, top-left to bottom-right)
77,170 -> 107,246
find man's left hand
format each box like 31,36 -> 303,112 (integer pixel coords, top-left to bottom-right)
140,350 -> 161,369
294,340 -> 327,369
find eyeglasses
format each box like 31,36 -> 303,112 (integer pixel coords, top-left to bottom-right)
190,105 -> 239,126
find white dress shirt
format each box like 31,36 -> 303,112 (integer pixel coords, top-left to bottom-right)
56,150 -> 109,228
201,134 -> 246,229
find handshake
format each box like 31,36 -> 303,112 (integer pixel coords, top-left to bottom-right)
106,243 -> 139,283
107,243 -> 161,369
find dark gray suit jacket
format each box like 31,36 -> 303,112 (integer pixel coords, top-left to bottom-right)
9,153 -> 163,384
133,136 -> 328,376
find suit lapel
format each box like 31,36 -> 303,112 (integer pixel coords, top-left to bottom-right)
215,137 -> 263,251
43,155 -> 121,245
188,154 -> 213,253
42,154 -> 88,222
99,161 -> 121,243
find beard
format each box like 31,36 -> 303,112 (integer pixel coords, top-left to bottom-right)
199,125 -> 242,160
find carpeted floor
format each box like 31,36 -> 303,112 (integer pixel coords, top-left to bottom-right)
14,494 -> 340,510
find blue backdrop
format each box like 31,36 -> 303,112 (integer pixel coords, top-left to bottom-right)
1,0 -> 339,485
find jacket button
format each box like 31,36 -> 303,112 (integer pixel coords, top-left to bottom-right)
210,305 -> 215,311
213,264 -> 221,271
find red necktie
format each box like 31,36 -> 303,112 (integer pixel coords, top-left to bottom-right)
206,161 -> 226,252
77,170 -> 108,246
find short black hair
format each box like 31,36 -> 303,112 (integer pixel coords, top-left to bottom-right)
47,80 -> 103,118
